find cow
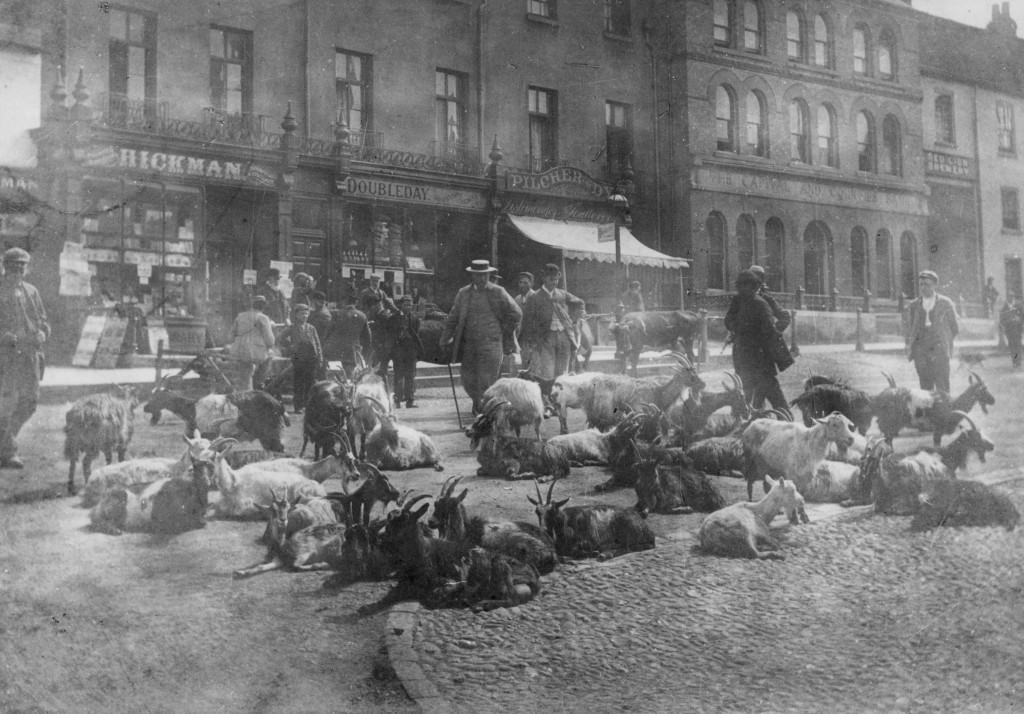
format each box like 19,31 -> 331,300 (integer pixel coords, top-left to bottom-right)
612,310 -> 700,376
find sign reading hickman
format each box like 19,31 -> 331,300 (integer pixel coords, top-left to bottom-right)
76,145 -> 278,186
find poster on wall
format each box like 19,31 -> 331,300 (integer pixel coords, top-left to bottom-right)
59,242 -> 93,297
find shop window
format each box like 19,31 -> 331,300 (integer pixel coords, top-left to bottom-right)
997,101 -> 1015,154
899,231 -> 917,298
1002,187 -> 1020,230
743,1 -> 762,53
209,26 -> 252,115
851,227 -> 868,297
875,229 -> 892,298
877,29 -> 896,80
764,217 -> 785,291
813,15 -> 833,68
746,90 -> 766,156
713,0 -> 732,47
935,95 -> 955,145
336,49 -> 372,135
707,212 -> 727,290
789,99 -> 810,163
108,7 -> 156,120
715,85 -> 737,152
786,10 -> 805,62
736,214 -> 756,270
817,104 -> 837,167
436,69 -> 468,158
528,0 -> 556,19
606,100 -> 633,178
857,111 -> 876,173
853,25 -> 870,76
604,0 -> 630,35
881,115 -> 902,176
528,86 -> 558,171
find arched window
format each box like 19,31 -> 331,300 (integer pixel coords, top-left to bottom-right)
737,214 -> 756,269
877,29 -> 896,80
716,85 -> 737,152
817,104 -> 837,167
713,0 -> 732,46
746,90 -> 767,156
743,1 -> 763,52
707,212 -> 727,290
935,94 -> 955,145
853,25 -> 870,75
881,114 -> 902,176
803,221 -> 832,296
765,217 -> 785,291
813,15 -> 833,68
786,11 -> 805,62
875,229 -> 892,298
851,226 -> 869,296
857,111 -> 876,172
900,231 -> 917,298
789,99 -> 810,163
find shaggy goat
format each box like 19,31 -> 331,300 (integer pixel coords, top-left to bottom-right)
362,401 -> 444,471
549,371 -> 603,435
301,380 -> 352,459
683,407 -> 791,479
465,398 -> 571,481
545,428 -> 614,466
528,480 -> 656,559
634,459 -> 725,515
348,369 -> 391,459
482,377 -> 545,440
326,459 -> 400,525
210,441 -> 327,520
698,476 -> 809,560
790,376 -> 873,436
911,480 -> 1019,531
872,371 -> 995,446
64,386 -> 139,495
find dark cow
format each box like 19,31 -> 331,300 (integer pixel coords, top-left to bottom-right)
612,310 -> 700,376
417,316 -> 451,365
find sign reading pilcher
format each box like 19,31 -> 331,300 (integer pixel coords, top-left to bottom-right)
505,166 -> 609,199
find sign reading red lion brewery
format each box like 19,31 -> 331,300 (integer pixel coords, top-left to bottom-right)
76,145 -> 277,187
505,166 -> 609,200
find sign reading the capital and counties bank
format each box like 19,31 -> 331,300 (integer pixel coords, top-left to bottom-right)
341,177 -> 487,211
76,145 -> 278,187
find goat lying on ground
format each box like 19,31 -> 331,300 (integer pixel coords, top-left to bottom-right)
482,377 -> 545,440
634,457 -> 725,515
683,407 -> 791,478
361,398 -> 444,471
465,398 -> 571,481
528,480 -> 655,559
326,459 -> 400,526
210,440 -> 327,520
911,480 -> 1019,531
545,428 -> 613,466
698,476 -> 809,560
64,386 -> 139,495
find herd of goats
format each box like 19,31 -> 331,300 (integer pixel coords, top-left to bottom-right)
55,351 -> 1020,611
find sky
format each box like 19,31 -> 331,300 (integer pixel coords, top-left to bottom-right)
915,0 -> 1023,33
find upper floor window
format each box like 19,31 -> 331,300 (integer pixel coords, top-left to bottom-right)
209,26 -> 252,115
715,85 -> 737,152
606,100 -> 633,178
743,1 -> 762,52
713,0 -> 732,46
857,111 -> 876,172
816,104 -> 837,167
1003,187 -> 1020,230
789,99 -> 810,163
935,94 -> 955,145
786,11 -> 805,62
435,69 -> 468,150
881,114 -> 902,176
604,0 -> 630,35
813,15 -> 833,68
746,90 -> 767,156
997,101 -> 1015,153
528,86 -> 558,171
108,7 -> 156,108
877,29 -> 895,80
528,0 -> 556,19
853,25 -> 870,75
336,50 -> 372,133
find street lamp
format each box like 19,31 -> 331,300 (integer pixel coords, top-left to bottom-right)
608,186 -> 629,269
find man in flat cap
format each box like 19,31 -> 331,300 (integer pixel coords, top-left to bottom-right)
278,302 -> 323,413
906,270 -> 958,392
0,248 -> 49,469
521,263 -> 583,413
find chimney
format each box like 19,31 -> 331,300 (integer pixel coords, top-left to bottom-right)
994,3 -> 1000,22
988,2 -> 1018,36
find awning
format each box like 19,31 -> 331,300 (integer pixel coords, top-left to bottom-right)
507,214 -> 689,269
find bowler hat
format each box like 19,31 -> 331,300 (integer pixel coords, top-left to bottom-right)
2,247 -> 30,264
918,270 -> 939,283
466,259 -> 497,273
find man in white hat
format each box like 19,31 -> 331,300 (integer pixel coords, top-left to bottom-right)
0,248 -> 49,469
441,259 -> 522,414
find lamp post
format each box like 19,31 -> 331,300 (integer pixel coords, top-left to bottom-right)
608,165 -> 633,290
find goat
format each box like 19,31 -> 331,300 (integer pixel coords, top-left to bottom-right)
234,490 -> 348,578
326,521 -> 394,585
804,460 -> 862,503
348,369 -> 391,459
682,407 -> 791,479
855,412 -> 994,515
634,458 -> 725,515
911,480 -> 1019,531
90,454 -> 214,536
698,476 -> 809,560
465,397 -> 571,481
301,379 -> 352,459
872,371 -> 995,446
210,440 -> 327,520
194,393 -> 239,436
482,377 -> 545,440
741,411 -> 856,501
256,495 -> 341,546
143,385 -> 197,430
429,476 -> 557,575
195,390 -> 291,451
64,386 -> 139,496
790,377 -> 874,436
670,372 -> 749,442
549,371 -> 603,435
599,407 -> 690,491
325,459 -> 400,526
362,399 -> 444,471
528,480 -> 655,559
545,428 -> 613,466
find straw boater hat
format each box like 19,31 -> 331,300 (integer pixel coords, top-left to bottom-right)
466,259 -> 498,273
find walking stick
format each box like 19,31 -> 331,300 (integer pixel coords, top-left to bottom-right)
446,360 -> 463,429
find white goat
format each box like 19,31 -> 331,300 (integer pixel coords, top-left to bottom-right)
545,428 -> 613,466
348,371 -> 391,458
698,476 -> 809,559
483,378 -> 544,440
363,408 -> 444,471
804,460 -> 861,503
741,411 -> 856,501
824,431 -> 868,465
549,372 -> 603,435
257,495 -> 341,545
211,443 -> 327,520
194,394 -> 240,437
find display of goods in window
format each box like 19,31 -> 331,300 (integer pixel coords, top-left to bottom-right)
387,222 -> 404,265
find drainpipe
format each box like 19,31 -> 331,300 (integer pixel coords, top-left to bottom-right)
303,0 -> 311,138
642,17 -> 663,254
477,0 -> 488,162
971,83 -> 986,299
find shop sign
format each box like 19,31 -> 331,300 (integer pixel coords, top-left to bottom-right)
506,166 -> 609,199
925,150 -> 974,179
342,177 -> 486,210
0,173 -> 40,195
502,198 -> 617,224
79,145 -> 277,187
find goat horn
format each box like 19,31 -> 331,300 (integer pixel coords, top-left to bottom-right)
402,493 -> 431,514
545,478 -> 557,505
362,395 -> 389,415
728,372 -> 743,391
951,410 -> 977,432
968,371 -> 982,384
533,479 -> 544,503
441,475 -> 463,498
881,371 -> 896,388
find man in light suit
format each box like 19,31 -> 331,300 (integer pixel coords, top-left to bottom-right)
521,263 -> 583,414
905,270 -> 958,392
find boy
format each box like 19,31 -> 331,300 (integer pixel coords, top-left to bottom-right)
387,294 -> 424,407
278,303 -> 323,413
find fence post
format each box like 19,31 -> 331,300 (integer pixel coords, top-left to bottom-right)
957,294 -> 966,318
855,308 -> 865,352
830,287 -> 839,312
155,339 -> 165,387
789,310 -> 800,357
862,289 -> 872,314
795,286 -> 804,310
698,308 -> 709,364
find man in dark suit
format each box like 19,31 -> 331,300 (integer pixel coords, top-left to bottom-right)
521,263 -> 583,413
255,268 -> 288,324
322,299 -> 372,380
386,295 -> 425,407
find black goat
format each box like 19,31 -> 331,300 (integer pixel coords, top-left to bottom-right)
301,380 -> 352,459
227,390 -> 291,452
143,386 -> 198,430
326,456 -> 400,526
910,480 -> 1019,532
634,459 -> 725,515
790,376 -> 873,435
